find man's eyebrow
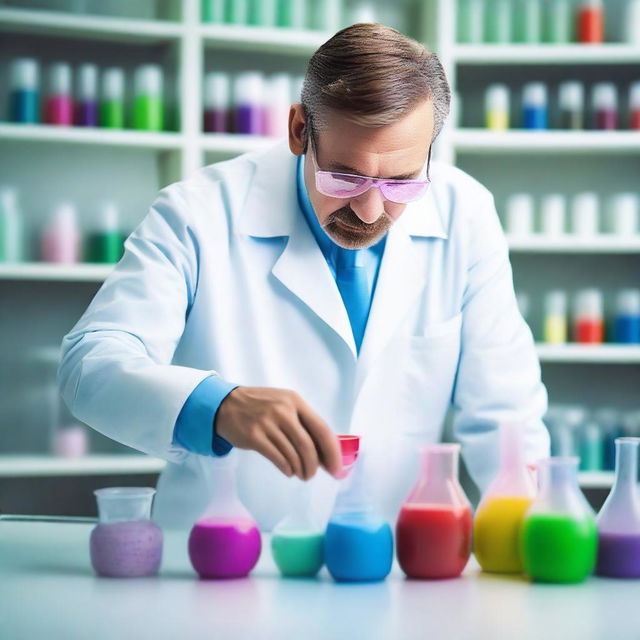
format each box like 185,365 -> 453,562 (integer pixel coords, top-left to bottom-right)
326,161 -> 423,181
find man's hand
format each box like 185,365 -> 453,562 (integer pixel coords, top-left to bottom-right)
215,386 -> 343,480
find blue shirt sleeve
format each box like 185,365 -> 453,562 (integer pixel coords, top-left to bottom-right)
173,376 -> 238,456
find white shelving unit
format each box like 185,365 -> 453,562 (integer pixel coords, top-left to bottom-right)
0,455 -> 165,477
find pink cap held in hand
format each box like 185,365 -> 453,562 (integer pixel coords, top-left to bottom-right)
335,435 -> 360,479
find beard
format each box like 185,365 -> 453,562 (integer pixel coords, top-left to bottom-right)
322,205 -> 393,249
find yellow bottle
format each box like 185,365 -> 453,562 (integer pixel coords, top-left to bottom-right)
485,85 -> 510,130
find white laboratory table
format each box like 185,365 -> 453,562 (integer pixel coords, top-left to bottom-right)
0,519 -> 638,640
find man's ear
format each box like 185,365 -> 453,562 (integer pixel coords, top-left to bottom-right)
288,103 -> 306,156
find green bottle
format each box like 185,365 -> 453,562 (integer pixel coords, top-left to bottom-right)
100,67 -> 125,129
225,0 -> 249,24
202,0 -> 225,23
514,0 -> 542,43
87,204 -> 126,264
457,0 -> 484,44
133,65 -> 164,132
248,0 -> 277,26
277,0 -> 307,29
543,0 -> 573,43
485,0 -> 512,43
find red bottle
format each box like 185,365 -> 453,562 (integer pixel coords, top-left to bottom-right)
396,444 -> 473,579
573,289 -> 604,344
578,1 -> 604,44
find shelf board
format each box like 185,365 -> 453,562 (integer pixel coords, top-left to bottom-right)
453,129 -> 640,153
507,236 -> 640,253
0,454 -> 166,477
0,263 -> 113,282
536,344 -> 640,363
201,23 -> 329,55
578,471 -> 615,489
200,132 -> 281,154
0,7 -> 182,43
0,123 -> 184,150
453,44 -> 640,65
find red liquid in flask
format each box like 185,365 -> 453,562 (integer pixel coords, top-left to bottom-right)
396,504 -> 473,579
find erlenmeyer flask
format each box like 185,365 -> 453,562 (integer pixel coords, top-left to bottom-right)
474,423 -> 537,573
188,453 -> 261,579
324,440 -> 393,582
90,487 -> 163,578
396,443 -> 473,579
271,477 -> 324,578
521,457 -> 598,583
596,437 -> 640,578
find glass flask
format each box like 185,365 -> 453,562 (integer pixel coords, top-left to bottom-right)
188,453 -> 261,579
396,443 -> 473,579
270,477 -> 325,578
324,439 -> 393,582
521,457 -> 598,583
474,423 -> 537,573
90,487 -> 163,578
596,437 -> 640,578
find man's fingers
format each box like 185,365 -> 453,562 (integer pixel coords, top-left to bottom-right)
296,401 -> 342,476
280,419 -> 320,480
266,424 -> 305,479
252,434 -> 294,478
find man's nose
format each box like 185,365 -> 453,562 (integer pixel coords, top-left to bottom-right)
349,186 -> 386,224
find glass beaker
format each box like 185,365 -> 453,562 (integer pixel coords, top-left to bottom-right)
474,423 -> 537,573
596,437 -> 640,578
521,457 -> 598,583
90,487 -> 163,578
396,443 -> 473,579
324,440 -> 393,582
188,453 -> 261,579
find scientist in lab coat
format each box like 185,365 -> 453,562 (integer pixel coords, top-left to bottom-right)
58,23 -> 549,529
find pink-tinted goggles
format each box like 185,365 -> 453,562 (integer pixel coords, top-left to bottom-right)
310,146 -> 431,204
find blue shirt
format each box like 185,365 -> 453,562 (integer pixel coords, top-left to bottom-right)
172,153 -> 386,457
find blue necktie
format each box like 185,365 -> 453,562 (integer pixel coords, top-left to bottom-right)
335,247 -> 370,353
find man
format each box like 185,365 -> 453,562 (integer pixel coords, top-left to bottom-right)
58,24 -> 549,529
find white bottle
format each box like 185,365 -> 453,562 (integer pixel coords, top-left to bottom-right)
505,193 -> 535,237
625,0 -> 640,44
41,203 -> 81,264
607,193 -> 639,236
264,73 -> 291,138
0,187 -> 24,263
540,194 -> 567,236
571,192 -> 599,236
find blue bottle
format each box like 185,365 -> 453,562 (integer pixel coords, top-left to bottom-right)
613,290 -> 640,344
324,452 -> 393,582
10,58 -> 39,124
522,82 -> 548,130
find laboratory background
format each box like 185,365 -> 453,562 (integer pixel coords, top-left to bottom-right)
0,0 -> 638,518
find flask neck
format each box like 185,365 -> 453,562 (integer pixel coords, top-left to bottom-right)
612,438 -> 639,490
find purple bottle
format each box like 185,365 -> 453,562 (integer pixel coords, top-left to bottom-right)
90,487 -> 163,578
75,63 -> 99,127
203,71 -> 230,133
188,453 -> 262,579
596,437 -> 640,578
233,71 -> 265,135
592,83 -> 618,131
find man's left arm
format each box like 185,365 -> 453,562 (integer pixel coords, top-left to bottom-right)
451,187 -> 550,494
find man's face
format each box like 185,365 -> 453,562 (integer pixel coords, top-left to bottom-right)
304,99 -> 434,250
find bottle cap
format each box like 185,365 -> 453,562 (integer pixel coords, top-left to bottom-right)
592,83 -> 618,110
559,81 -> 584,110
540,194 -> 566,235
545,290 -> 567,316
523,83 -> 547,107
574,288 -> 603,318
77,63 -> 98,101
204,72 -> 230,109
102,67 -> 125,101
485,84 -> 510,112
10,58 -> 39,91
616,289 -> 640,316
134,64 -> 163,97
49,62 -> 72,96
234,71 -> 264,106
505,193 -> 534,236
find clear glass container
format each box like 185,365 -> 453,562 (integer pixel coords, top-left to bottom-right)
90,487 -> 163,578
521,457 -> 598,583
596,437 -> 640,578
188,453 -> 261,579
396,443 -> 472,579
474,423 -> 537,573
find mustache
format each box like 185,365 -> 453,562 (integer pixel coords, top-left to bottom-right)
323,206 -> 391,232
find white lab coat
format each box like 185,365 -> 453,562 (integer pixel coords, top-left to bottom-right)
58,141 -> 549,530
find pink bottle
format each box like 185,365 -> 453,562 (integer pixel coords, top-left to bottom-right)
44,62 -> 74,126
41,203 -> 81,263
188,453 -> 262,579
264,74 -> 291,138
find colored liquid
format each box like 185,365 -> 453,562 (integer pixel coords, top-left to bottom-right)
76,101 -> 99,127
271,531 -> 324,577
474,496 -> 533,574
596,532 -> 640,578
133,96 -> 164,131
44,96 -> 73,126
90,519 -> 163,577
100,100 -> 125,128
324,515 -> 393,582
594,109 -> 618,130
578,7 -> 604,43
522,514 -> 598,583
235,104 -> 264,135
87,232 -> 126,264
523,106 -> 548,130
560,109 -> 584,130
614,316 -> 640,343
632,110 -> 640,130
203,108 -> 229,133
188,517 -> 261,579
396,504 -> 472,579
10,89 -> 39,123
575,319 -> 604,343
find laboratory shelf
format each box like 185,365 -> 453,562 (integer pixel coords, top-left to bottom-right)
507,236 -> 640,253
200,133 -> 281,154
453,44 -> 640,65
452,129 -> 640,154
0,123 -> 185,150
0,7 -> 183,43
535,344 -> 640,363
0,263 -> 113,282
200,23 -> 330,55
0,455 -> 166,478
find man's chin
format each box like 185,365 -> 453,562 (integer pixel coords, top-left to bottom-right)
325,223 -> 388,250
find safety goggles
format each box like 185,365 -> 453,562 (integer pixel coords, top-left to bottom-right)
309,141 -> 431,204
